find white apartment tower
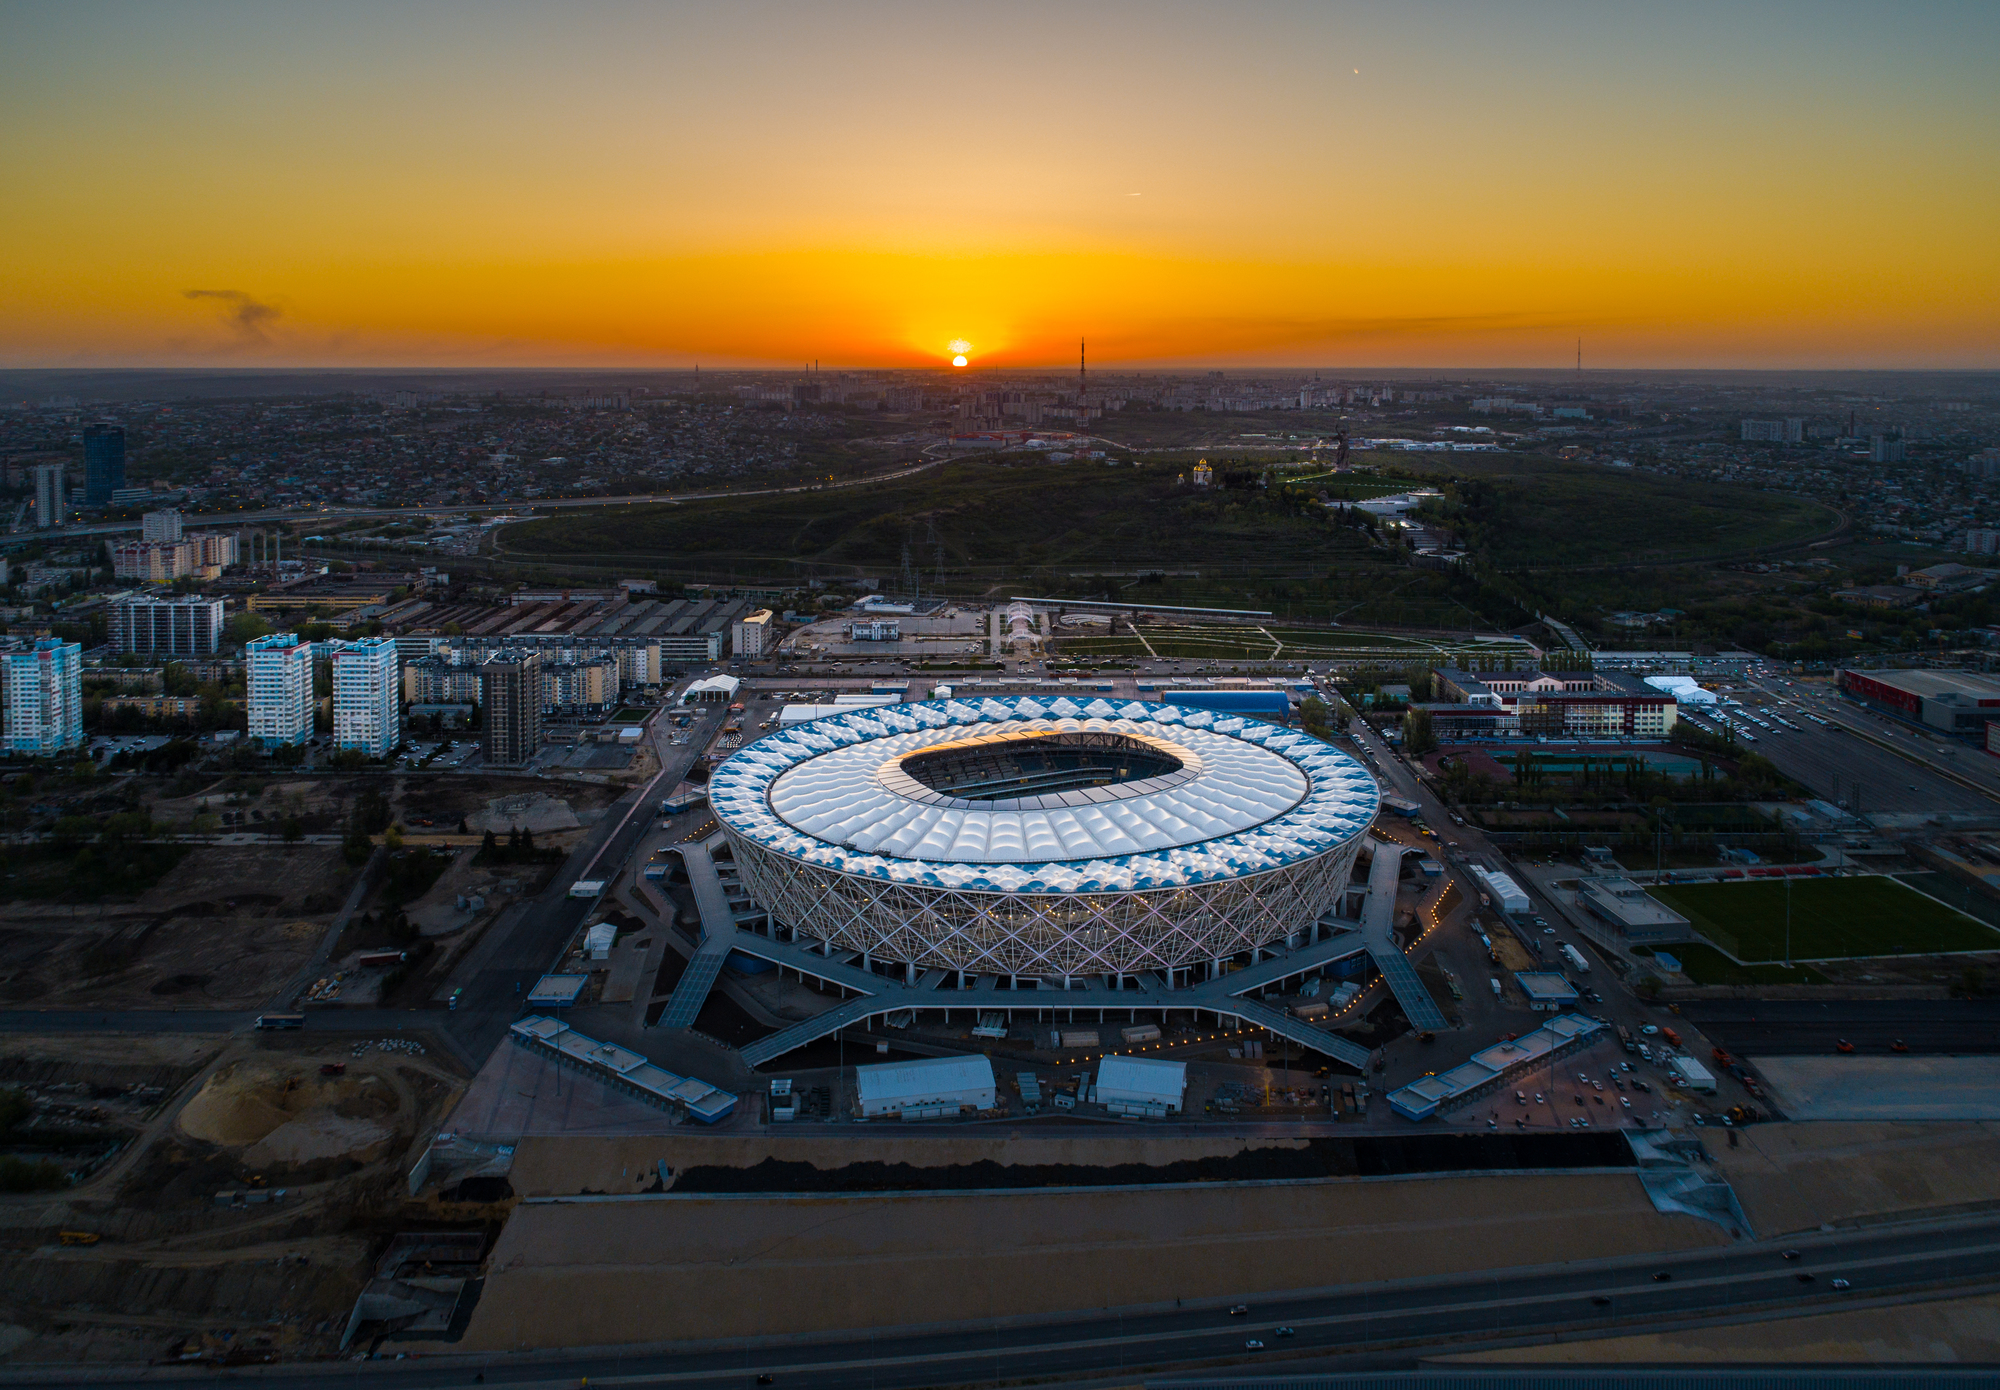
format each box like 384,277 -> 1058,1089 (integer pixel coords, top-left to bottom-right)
245,632 -> 315,747
32,464 -> 65,529
732,608 -> 773,658
2,639 -> 83,757
141,508 -> 185,543
332,636 -> 400,758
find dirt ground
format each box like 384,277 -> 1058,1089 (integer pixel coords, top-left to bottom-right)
0,1028 -> 470,1366
460,1167 -> 1726,1351
1713,1119 -> 2000,1235
0,844 -> 357,1009
398,777 -> 622,832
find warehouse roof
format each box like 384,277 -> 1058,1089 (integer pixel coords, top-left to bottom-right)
855,1054 -> 996,1106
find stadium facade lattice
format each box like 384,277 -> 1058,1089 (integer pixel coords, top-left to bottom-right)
708,696 -> 1380,979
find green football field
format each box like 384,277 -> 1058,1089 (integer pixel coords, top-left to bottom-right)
1649,876 -> 2000,961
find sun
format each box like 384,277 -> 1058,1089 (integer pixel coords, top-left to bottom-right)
949,338 -> 971,367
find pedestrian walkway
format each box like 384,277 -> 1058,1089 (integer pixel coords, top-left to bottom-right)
1356,841 -> 1451,1033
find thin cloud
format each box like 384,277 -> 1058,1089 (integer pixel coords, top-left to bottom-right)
183,289 -> 281,342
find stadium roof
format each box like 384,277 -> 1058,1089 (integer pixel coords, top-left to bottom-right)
708,696 -> 1378,895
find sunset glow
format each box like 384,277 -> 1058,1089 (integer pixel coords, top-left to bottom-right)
2,2 -> 1996,369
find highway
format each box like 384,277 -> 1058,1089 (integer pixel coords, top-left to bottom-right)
1735,675 -> 2000,818
11,1213 -> 2000,1387
1680,998 -> 2000,1056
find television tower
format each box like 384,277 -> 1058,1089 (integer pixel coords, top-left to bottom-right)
1080,337 -> 1086,400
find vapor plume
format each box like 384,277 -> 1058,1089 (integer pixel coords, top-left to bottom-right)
183,289 -> 281,341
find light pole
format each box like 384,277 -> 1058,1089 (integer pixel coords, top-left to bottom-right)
1784,872 -> 1793,970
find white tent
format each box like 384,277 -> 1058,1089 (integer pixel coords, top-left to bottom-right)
1096,1055 -> 1186,1114
855,1054 -> 995,1118
1644,675 -> 1716,706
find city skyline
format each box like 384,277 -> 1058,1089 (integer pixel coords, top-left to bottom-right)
3,1 -> 1996,371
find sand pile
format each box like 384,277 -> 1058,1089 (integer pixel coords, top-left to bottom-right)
246,1111 -> 394,1166
176,1062 -> 403,1166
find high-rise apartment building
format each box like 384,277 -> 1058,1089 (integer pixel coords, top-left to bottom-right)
82,426 -> 125,505
32,464 -> 65,529
109,595 -> 225,656
246,633 -> 315,747
141,508 -> 184,543
331,637 -> 400,758
111,529 -> 239,583
2,639 -> 83,757
480,650 -> 542,767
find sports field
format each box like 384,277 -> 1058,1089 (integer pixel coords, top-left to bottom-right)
1650,876 -> 2000,962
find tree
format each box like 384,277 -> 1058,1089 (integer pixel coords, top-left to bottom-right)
1403,707 -> 1438,757
223,612 -> 274,647
281,815 -> 303,845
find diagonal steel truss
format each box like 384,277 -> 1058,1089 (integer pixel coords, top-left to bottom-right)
726,835 -> 1363,978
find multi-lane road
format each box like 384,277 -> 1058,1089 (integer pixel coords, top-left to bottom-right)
11,1213 -> 2000,1388
1682,998 -> 2000,1056
1733,675 -> 2000,818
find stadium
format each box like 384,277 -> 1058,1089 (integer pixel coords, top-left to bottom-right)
707,695 -> 1380,980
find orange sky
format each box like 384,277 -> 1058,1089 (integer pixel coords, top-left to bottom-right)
3,2 -> 1996,369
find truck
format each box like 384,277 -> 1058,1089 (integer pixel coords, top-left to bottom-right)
1489,977 -> 1502,997
569,879 -> 608,899
1671,1056 -> 1717,1094
1558,942 -> 1591,974
1661,1026 -> 1682,1048
1381,795 -> 1423,818
254,1013 -> 305,1031
1617,1024 -> 1636,1054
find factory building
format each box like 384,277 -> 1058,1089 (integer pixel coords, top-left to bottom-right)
1838,668 -> 2000,739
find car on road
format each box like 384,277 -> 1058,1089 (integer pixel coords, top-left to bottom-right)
1229,1305 -> 1249,1316
1640,1024 -> 1660,1035
1245,1340 -> 1265,1350
1533,1092 -> 1544,1104
1653,1271 -> 1673,1282
1832,1278 -> 1852,1290
1275,1327 -> 1295,1338
1620,1096 -> 1631,1109
1782,1250 -> 1801,1260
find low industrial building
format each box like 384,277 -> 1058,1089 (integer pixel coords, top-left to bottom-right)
1095,1055 -> 1186,1117
681,674 -> 741,704
1575,875 -> 1694,945
508,1015 -> 735,1123
1513,971 -> 1582,1011
855,1054 -> 996,1119
1839,668 -> 2000,739
1387,1013 -> 1606,1121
